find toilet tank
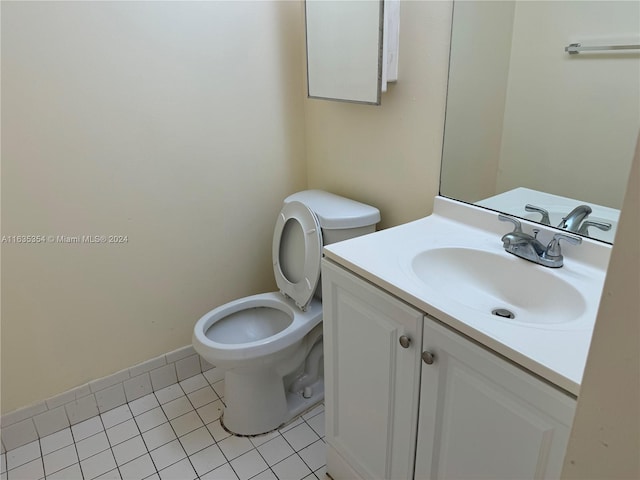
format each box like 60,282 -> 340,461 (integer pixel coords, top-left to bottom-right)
283,190 -> 380,245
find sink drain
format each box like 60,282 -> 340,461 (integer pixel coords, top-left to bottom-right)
492,308 -> 515,319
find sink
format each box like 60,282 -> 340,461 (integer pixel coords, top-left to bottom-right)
410,247 -> 587,326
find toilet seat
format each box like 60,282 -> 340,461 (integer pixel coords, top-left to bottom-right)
193,292 -> 323,365
272,201 -> 322,311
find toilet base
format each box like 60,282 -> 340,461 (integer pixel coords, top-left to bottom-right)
221,372 -> 324,437
220,380 -> 324,437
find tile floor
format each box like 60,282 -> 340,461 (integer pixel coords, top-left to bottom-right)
1,373 -> 327,480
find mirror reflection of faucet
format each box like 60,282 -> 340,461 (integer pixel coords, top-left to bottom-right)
525,203 -> 612,235
499,214 -> 582,268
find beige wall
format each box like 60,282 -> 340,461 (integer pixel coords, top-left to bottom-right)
561,136 -> 640,478
1,1 -> 307,413
497,1 -> 640,209
440,0 -> 515,203
305,1 -> 452,229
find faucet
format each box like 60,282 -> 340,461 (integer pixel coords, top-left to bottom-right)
558,205 -> 592,232
577,219 -> 612,236
499,214 -> 582,268
525,204 -> 551,225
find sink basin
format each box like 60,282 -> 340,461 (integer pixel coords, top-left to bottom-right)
411,247 -> 587,326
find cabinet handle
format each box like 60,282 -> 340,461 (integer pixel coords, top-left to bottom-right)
399,336 -> 411,348
422,351 -> 435,365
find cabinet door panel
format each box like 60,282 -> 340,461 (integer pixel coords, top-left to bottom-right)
416,318 -> 576,480
323,260 -> 423,480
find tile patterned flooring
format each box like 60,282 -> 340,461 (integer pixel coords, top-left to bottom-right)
1,373 -> 327,480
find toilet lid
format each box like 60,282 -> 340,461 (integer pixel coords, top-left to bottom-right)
272,200 -> 323,311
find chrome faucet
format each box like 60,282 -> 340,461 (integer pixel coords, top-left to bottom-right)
525,204 -> 551,225
499,214 -> 582,268
558,205 -> 592,231
577,219 -> 612,236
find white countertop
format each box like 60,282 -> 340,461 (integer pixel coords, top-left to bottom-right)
323,197 -> 612,396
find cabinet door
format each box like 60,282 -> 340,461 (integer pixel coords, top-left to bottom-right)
416,317 -> 577,480
322,260 -> 424,480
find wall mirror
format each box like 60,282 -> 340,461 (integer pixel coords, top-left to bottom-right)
440,0 -> 640,244
305,0 -> 399,105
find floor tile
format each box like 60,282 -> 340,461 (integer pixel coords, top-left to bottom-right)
141,423 -> 177,451
188,444 -> 227,477
118,453 -> 155,480
7,457 -> 44,479
298,439 -> 326,472
2,386 -> 325,480
314,465 -> 327,479
250,469 -> 277,480
281,423 -> 320,452
106,419 -> 139,446
128,394 -> 160,417
169,411 -> 203,437
179,374 -> 209,394
72,417 -> 104,442
76,431 -> 110,461
211,380 -> 225,399
134,408 -> 168,433
43,444 -> 78,476
154,385 -> 183,405
257,435 -> 295,466
94,468 -> 122,479
178,426 -> 214,456
101,405 -> 133,429
47,462 -> 83,479
112,435 -> 147,466
278,417 -> 303,434
158,458 -> 196,480
40,428 -> 73,455
249,430 -> 280,448
271,454 -> 312,480
229,449 -> 269,480
6,440 -> 40,470
149,440 -> 185,471
206,420 -> 231,443
161,397 -> 193,420
305,413 -> 325,438
196,400 -> 224,424
187,386 -> 217,409
302,405 -> 324,421
80,449 -> 117,480
217,435 -> 253,461
198,462 -> 239,480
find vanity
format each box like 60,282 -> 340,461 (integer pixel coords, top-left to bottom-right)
321,197 -> 611,480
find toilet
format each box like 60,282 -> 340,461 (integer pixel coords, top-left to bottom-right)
192,190 -> 380,436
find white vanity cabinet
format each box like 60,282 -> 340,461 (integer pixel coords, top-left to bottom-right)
416,317 -> 576,480
322,259 -> 424,480
322,259 -> 577,480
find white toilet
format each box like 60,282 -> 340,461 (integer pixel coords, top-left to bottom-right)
193,190 -> 380,436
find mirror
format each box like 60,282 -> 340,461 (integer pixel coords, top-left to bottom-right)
440,0 -> 640,243
305,0 -> 383,104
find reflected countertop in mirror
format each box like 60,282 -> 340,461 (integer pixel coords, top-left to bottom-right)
439,0 -> 640,244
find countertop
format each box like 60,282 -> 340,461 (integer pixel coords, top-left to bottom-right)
323,197 -> 612,396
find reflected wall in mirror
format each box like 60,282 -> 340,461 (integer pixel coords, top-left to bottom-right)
440,0 -> 640,243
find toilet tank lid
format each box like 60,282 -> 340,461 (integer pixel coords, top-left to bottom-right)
283,190 -> 380,230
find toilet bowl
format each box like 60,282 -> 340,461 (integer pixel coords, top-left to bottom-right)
193,190 -> 380,436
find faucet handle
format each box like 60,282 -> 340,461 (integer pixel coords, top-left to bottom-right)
546,232 -> 582,259
525,204 -> 551,225
498,214 -> 522,233
577,220 -> 612,235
